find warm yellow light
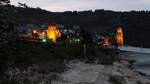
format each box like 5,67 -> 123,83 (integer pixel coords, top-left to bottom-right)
47,24 -> 61,43
42,32 -> 45,35
117,27 -> 122,33
104,38 -> 109,46
116,27 -> 123,46
33,30 -> 37,34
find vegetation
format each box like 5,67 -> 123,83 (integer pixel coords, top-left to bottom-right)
0,39 -> 119,83
109,75 -> 124,84
0,0 -> 17,78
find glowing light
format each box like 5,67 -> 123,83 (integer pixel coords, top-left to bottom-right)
39,31 -> 46,39
103,37 -> 109,47
42,32 -> 45,35
116,27 -> 123,46
33,29 -> 37,34
75,38 -> 80,42
77,39 -> 80,42
47,24 -> 61,43
42,39 -> 46,42
64,29 -> 67,32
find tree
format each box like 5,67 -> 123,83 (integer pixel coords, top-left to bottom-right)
18,2 -> 28,8
0,0 -> 17,78
0,0 -> 9,5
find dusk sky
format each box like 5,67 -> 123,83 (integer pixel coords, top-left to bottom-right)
10,0 -> 150,12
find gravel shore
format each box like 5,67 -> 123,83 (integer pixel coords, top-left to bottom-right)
52,60 -> 150,84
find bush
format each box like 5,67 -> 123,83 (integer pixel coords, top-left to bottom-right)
85,45 -> 119,64
109,75 -> 124,84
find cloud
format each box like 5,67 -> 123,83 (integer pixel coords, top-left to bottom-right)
10,0 -> 150,12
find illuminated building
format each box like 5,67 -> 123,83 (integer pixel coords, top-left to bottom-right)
103,36 -> 111,47
47,24 -> 61,43
32,29 -> 38,39
32,29 -> 37,34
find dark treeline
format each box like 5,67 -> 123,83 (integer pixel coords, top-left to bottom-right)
7,5 -> 150,47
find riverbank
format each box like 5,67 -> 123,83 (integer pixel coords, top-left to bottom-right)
51,59 -> 150,84
119,46 -> 150,54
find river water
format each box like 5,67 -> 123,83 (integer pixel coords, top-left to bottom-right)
119,46 -> 150,75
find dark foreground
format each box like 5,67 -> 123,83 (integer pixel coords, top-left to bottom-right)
0,40 -> 118,84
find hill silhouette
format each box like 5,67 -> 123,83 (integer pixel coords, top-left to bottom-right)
7,5 -> 150,48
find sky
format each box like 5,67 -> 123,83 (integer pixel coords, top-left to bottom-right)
10,0 -> 150,12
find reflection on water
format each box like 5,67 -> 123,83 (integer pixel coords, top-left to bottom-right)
119,46 -> 150,54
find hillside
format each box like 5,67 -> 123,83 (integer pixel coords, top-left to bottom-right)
8,5 -> 150,47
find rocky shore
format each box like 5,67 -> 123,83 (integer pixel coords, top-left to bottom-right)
4,58 -> 150,84
4,51 -> 150,84
52,59 -> 150,84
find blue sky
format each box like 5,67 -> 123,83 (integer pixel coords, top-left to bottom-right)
10,0 -> 150,12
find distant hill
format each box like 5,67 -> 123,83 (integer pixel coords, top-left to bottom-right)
7,5 -> 150,48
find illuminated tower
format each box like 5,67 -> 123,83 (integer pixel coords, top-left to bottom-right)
116,27 -> 123,46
